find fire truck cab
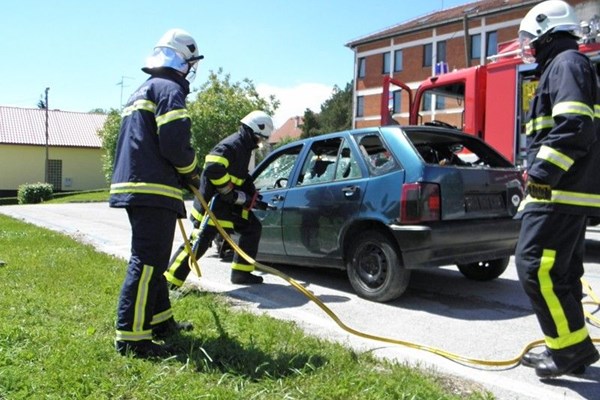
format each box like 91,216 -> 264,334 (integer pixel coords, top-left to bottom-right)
382,20 -> 600,166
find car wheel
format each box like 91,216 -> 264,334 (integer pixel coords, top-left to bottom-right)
456,257 -> 509,281
346,230 -> 410,302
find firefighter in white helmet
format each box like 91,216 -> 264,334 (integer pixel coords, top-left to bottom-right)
166,110 -> 274,288
110,28 -> 203,358
515,0 -> 600,378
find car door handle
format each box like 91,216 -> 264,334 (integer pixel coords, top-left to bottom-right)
341,186 -> 359,197
271,195 -> 285,203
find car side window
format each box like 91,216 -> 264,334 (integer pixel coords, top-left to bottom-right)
253,145 -> 303,191
357,134 -> 397,176
297,138 -> 343,186
334,144 -> 362,180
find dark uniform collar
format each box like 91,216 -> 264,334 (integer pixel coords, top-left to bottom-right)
534,34 -> 579,75
239,125 -> 259,150
142,67 -> 190,94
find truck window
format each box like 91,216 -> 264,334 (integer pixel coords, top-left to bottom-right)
418,83 -> 465,129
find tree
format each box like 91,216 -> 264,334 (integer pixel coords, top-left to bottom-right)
97,109 -> 122,184
188,68 -> 279,163
300,81 -> 352,138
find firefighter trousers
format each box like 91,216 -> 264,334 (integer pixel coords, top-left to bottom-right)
116,206 -> 177,342
515,211 -> 592,352
165,207 -> 262,288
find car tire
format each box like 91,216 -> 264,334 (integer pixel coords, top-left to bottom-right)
346,230 -> 410,302
456,257 -> 509,281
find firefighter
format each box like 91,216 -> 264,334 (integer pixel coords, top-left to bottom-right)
165,111 -> 273,289
515,0 -> 600,378
109,28 -> 203,358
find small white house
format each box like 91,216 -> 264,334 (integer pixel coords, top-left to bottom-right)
0,106 -> 108,197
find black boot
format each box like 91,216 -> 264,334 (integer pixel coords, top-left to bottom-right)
231,270 -> 263,284
153,318 -> 194,340
115,340 -> 173,359
535,343 -> 599,378
521,348 -> 550,368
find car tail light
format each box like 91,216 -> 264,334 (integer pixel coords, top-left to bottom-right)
400,182 -> 441,223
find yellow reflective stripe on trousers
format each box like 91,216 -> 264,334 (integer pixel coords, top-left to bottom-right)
552,101 -> 594,119
204,154 -> 229,168
595,104 -> 600,118
538,249 -> 588,350
156,109 -> 189,127
115,329 -> 152,341
536,145 -> 573,171
231,261 -> 254,272
204,214 -> 234,229
151,308 -> 174,326
110,182 -> 183,201
121,100 -> 157,117
133,264 -> 153,332
175,155 -> 198,175
526,116 -> 553,136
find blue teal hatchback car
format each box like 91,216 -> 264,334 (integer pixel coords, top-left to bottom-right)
249,125 -> 524,302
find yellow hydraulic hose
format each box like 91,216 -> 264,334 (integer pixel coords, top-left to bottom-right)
187,185 -> 600,369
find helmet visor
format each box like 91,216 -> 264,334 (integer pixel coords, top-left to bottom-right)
518,31 -> 536,64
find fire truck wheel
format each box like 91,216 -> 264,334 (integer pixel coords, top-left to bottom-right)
346,230 -> 410,302
457,257 -> 509,281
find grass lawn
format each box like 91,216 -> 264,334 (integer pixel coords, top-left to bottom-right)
0,211 -> 493,399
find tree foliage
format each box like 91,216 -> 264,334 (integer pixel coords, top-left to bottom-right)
300,81 -> 352,138
188,68 -> 279,164
97,109 -> 122,184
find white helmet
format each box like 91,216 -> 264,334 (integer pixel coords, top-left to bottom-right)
519,0 -> 581,63
143,29 -> 203,81
241,111 -> 274,140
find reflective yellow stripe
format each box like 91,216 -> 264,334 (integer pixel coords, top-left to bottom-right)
519,189 -> 600,210
205,216 -> 234,229
133,264 -> 153,332
536,145 -> 573,171
110,182 -> 183,201
151,309 -> 174,326
156,109 -> 189,127
242,209 -> 249,220
595,105 -> 600,118
204,154 -> 229,168
552,101 -> 594,119
115,329 -> 153,341
545,327 -> 590,350
164,269 -> 184,288
538,249 -> 570,335
175,155 -> 198,175
231,261 -> 254,272
526,116 -> 553,136
230,175 -> 245,186
121,100 -> 157,117
191,207 -> 203,221
210,173 -> 231,187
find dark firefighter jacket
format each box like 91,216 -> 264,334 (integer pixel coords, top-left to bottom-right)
191,126 -> 258,221
520,38 -> 600,217
109,69 -> 198,217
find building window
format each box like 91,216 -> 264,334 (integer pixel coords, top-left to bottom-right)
382,52 -> 391,74
47,159 -> 62,191
470,34 -> 482,59
436,41 -> 447,63
357,57 -> 366,79
423,43 -> 432,67
486,31 -> 498,57
356,96 -> 364,117
421,93 -> 445,111
394,49 -> 403,72
393,90 -> 402,113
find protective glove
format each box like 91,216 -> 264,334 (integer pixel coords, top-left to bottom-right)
181,169 -> 201,190
526,177 -> 551,200
217,183 -> 251,207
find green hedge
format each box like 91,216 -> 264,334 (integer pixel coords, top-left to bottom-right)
17,182 -> 53,204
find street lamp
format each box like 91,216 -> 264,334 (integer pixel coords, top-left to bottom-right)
44,87 -> 49,183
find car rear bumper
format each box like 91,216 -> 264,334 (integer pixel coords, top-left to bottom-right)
389,219 -> 521,268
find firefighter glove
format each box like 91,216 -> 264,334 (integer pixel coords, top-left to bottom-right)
526,177 -> 551,200
182,169 -> 201,190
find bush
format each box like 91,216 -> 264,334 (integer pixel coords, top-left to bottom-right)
17,182 -> 53,204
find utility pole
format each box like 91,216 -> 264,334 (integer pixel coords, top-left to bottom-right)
44,87 -> 49,183
116,76 -> 133,108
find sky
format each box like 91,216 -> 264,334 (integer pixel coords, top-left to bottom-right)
1,0 -> 470,128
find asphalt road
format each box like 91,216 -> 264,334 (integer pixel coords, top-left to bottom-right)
1,202 -> 599,400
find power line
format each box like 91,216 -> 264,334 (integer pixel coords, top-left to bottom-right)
116,76 -> 133,108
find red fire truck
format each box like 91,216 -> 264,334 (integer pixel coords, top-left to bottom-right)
381,19 -> 600,166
